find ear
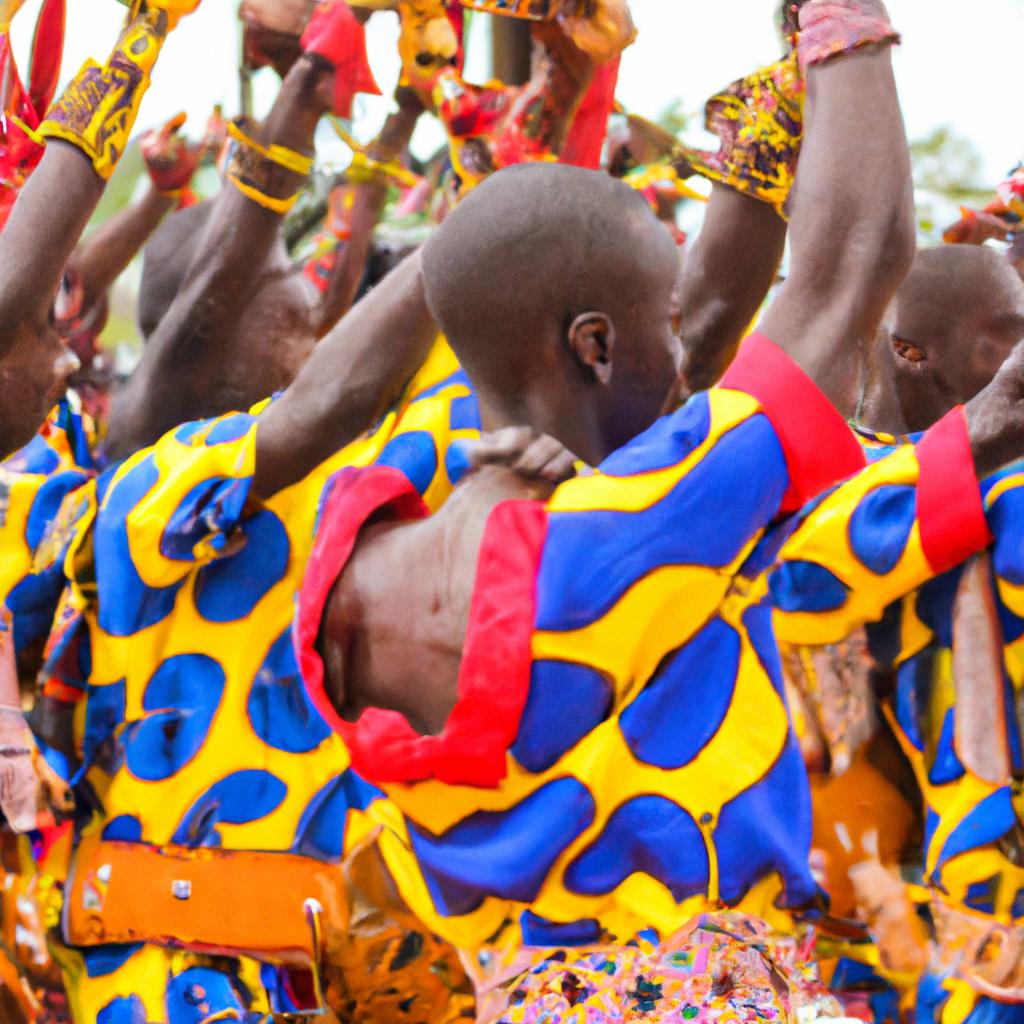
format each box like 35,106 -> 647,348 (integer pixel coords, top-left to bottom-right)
567,312 -> 616,386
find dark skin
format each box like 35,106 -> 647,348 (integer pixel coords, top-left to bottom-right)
676,185 -> 787,395
316,88 -> 427,337
65,188 -> 177,319
317,33 -> 923,732
858,245 -> 1024,434
0,0 -> 198,458
0,145 -> 103,457
103,54 -> 331,462
106,73 -> 424,463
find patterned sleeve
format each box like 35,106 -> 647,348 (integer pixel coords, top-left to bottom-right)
771,408 -> 992,647
79,412 -> 260,638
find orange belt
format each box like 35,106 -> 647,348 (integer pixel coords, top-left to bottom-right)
63,837 -> 348,969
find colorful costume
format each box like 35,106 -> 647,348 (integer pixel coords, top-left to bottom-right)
295,332 -> 989,1020
0,0 -> 64,230
687,56 -> 804,219
0,394 -> 97,682
42,344 -> 479,1022
771,437 -> 1024,1024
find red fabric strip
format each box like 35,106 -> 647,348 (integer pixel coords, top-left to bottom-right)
294,466 -> 430,742
915,406 -> 992,573
561,58 -> 620,170
295,465 -> 548,789
719,332 -> 866,514
338,499 -> 548,788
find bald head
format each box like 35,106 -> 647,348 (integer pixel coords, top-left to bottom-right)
424,163 -> 678,381
896,245 -> 1024,346
422,163 -> 683,462
882,244 -> 1024,430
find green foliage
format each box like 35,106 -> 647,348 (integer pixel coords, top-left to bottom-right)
910,124 -> 991,205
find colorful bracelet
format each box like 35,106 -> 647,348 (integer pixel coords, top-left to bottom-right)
227,173 -> 301,214
226,121 -> 314,178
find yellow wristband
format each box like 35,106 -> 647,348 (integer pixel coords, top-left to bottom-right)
226,121 -> 314,178
227,173 -> 300,214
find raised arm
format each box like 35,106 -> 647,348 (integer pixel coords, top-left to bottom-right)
758,0 -> 914,416
676,185 -> 786,394
106,0 -> 379,460
675,54 -> 804,393
63,113 -> 206,311
0,2 -> 196,455
315,88 -> 425,336
105,54 -> 331,458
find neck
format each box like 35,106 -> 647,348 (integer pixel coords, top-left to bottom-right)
856,339 -> 909,435
480,387 -> 610,466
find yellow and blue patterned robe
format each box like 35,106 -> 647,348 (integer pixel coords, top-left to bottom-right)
298,334 -> 991,957
0,393 -> 96,664
45,343 -> 482,1023
772,432 -> 1024,1024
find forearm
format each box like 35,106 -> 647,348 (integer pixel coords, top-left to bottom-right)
317,96 -> 423,334
67,187 -> 176,309
316,182 -> 388,336
677,185 -> 786,393
760,26 -> 915,413
0,149 -> 102,355
150,55 -> 328,352
254,250 -> 437,498
0,4 -> 175,356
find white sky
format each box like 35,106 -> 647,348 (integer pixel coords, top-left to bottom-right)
9,0 -> 1023,186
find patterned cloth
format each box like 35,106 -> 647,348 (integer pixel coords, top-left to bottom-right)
40,338 -> 479,1023
298,332 -> 988,957
773,429 -> 1024,1023
0,393 -> 96,669
688,57 -> 804,218
474,915 -> 842,1024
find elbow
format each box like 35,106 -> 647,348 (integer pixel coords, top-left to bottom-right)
863,198 -> 917,297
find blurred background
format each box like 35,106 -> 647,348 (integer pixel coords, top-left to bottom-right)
8,0 -> 1018,353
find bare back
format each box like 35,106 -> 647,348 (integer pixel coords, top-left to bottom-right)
320,466 -> 553,735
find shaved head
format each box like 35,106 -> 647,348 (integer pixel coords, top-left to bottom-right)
421,163 -> 682,460
880,244 -> 1024,431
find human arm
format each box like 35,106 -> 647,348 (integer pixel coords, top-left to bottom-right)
758,0 -> 914,417
254,248 -> 439,498
105,52 -> 333,460
676,185 -> 787,394
0,2 -> 192,361
63,111 -> 209,311
315,89 -> 426,336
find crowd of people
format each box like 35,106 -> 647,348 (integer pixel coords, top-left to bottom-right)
0,0 -> 1023,1022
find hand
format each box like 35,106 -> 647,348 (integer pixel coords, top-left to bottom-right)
301,0 -> 381,117
0,708 -> 74,833
965,340 -> 1024,478
140,112 -> 200,194
943,207 -> 1015,246
556,0 -> 636,63
467,427 -> 580,485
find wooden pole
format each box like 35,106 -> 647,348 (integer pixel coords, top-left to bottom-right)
490,14 -> 531,86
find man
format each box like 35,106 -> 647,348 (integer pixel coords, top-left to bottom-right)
771,245 -> 1024,1024
286,0 -> 944,1006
